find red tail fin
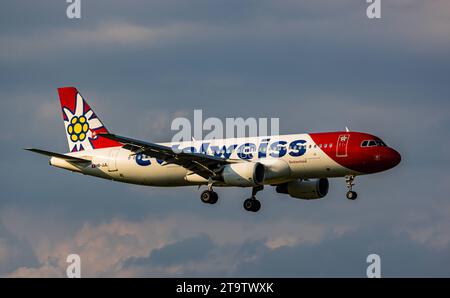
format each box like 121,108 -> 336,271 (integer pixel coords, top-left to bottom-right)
57,87 -> 122,152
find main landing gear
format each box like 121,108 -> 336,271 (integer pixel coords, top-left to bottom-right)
200,189 -> 218,204
345,175 -> 358,200
200,179 -> 219,204
243,185 -> 263,212
200,185 -> 264,212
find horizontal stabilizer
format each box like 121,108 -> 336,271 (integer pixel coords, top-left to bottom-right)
24,148 -> 91,164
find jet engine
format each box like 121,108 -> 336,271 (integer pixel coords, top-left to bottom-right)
221,162 -> 265,187
276,178 -> 329,200
258,159 -> 291,184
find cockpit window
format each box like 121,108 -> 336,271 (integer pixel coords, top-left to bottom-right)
361,139 -> 388,147
375,139 -> 387,146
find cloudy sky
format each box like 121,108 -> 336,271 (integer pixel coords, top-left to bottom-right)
1,0 -> 449,277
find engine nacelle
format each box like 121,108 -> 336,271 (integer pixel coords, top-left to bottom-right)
276,178 -> 329,200
222,162 -> 265,187
258,159 -> 291,184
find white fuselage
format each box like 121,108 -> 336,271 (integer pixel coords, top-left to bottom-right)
50,134 -> 358,187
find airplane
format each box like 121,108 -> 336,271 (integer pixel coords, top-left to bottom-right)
26,87 -> 401,212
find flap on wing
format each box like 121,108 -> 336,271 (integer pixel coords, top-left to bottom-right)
24,148 -> 91,164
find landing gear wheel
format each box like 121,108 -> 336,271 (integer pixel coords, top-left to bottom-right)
209,191 -> 218,204
346,191 -> 358,200
200,190 -> 211,203
252,199 -> 261,212
201,190 -> 218,204
243,198 -> 261,212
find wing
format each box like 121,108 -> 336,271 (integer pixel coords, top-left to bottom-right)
25,148 -> 91,164
99,133 -> 236,179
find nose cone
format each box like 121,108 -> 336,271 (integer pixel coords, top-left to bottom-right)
385,148 -> 401,169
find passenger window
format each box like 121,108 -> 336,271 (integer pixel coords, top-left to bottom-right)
329,143 -> 332,148
324,144 -> 327,148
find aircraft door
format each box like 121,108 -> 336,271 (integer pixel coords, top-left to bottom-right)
336,134 -> 350,157
107,148 -> 120,172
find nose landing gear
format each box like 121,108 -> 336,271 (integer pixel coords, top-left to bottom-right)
345,175 -> 358,200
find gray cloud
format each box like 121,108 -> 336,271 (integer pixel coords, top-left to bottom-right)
3,211 -> 449,277
234,227 -> 450,277
124,234 -> 214,268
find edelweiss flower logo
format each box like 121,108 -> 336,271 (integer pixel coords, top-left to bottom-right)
63,93 -> 104,152
67,116 -> 89,142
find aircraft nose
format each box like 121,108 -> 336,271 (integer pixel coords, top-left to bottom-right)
386,148 -> 401,168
